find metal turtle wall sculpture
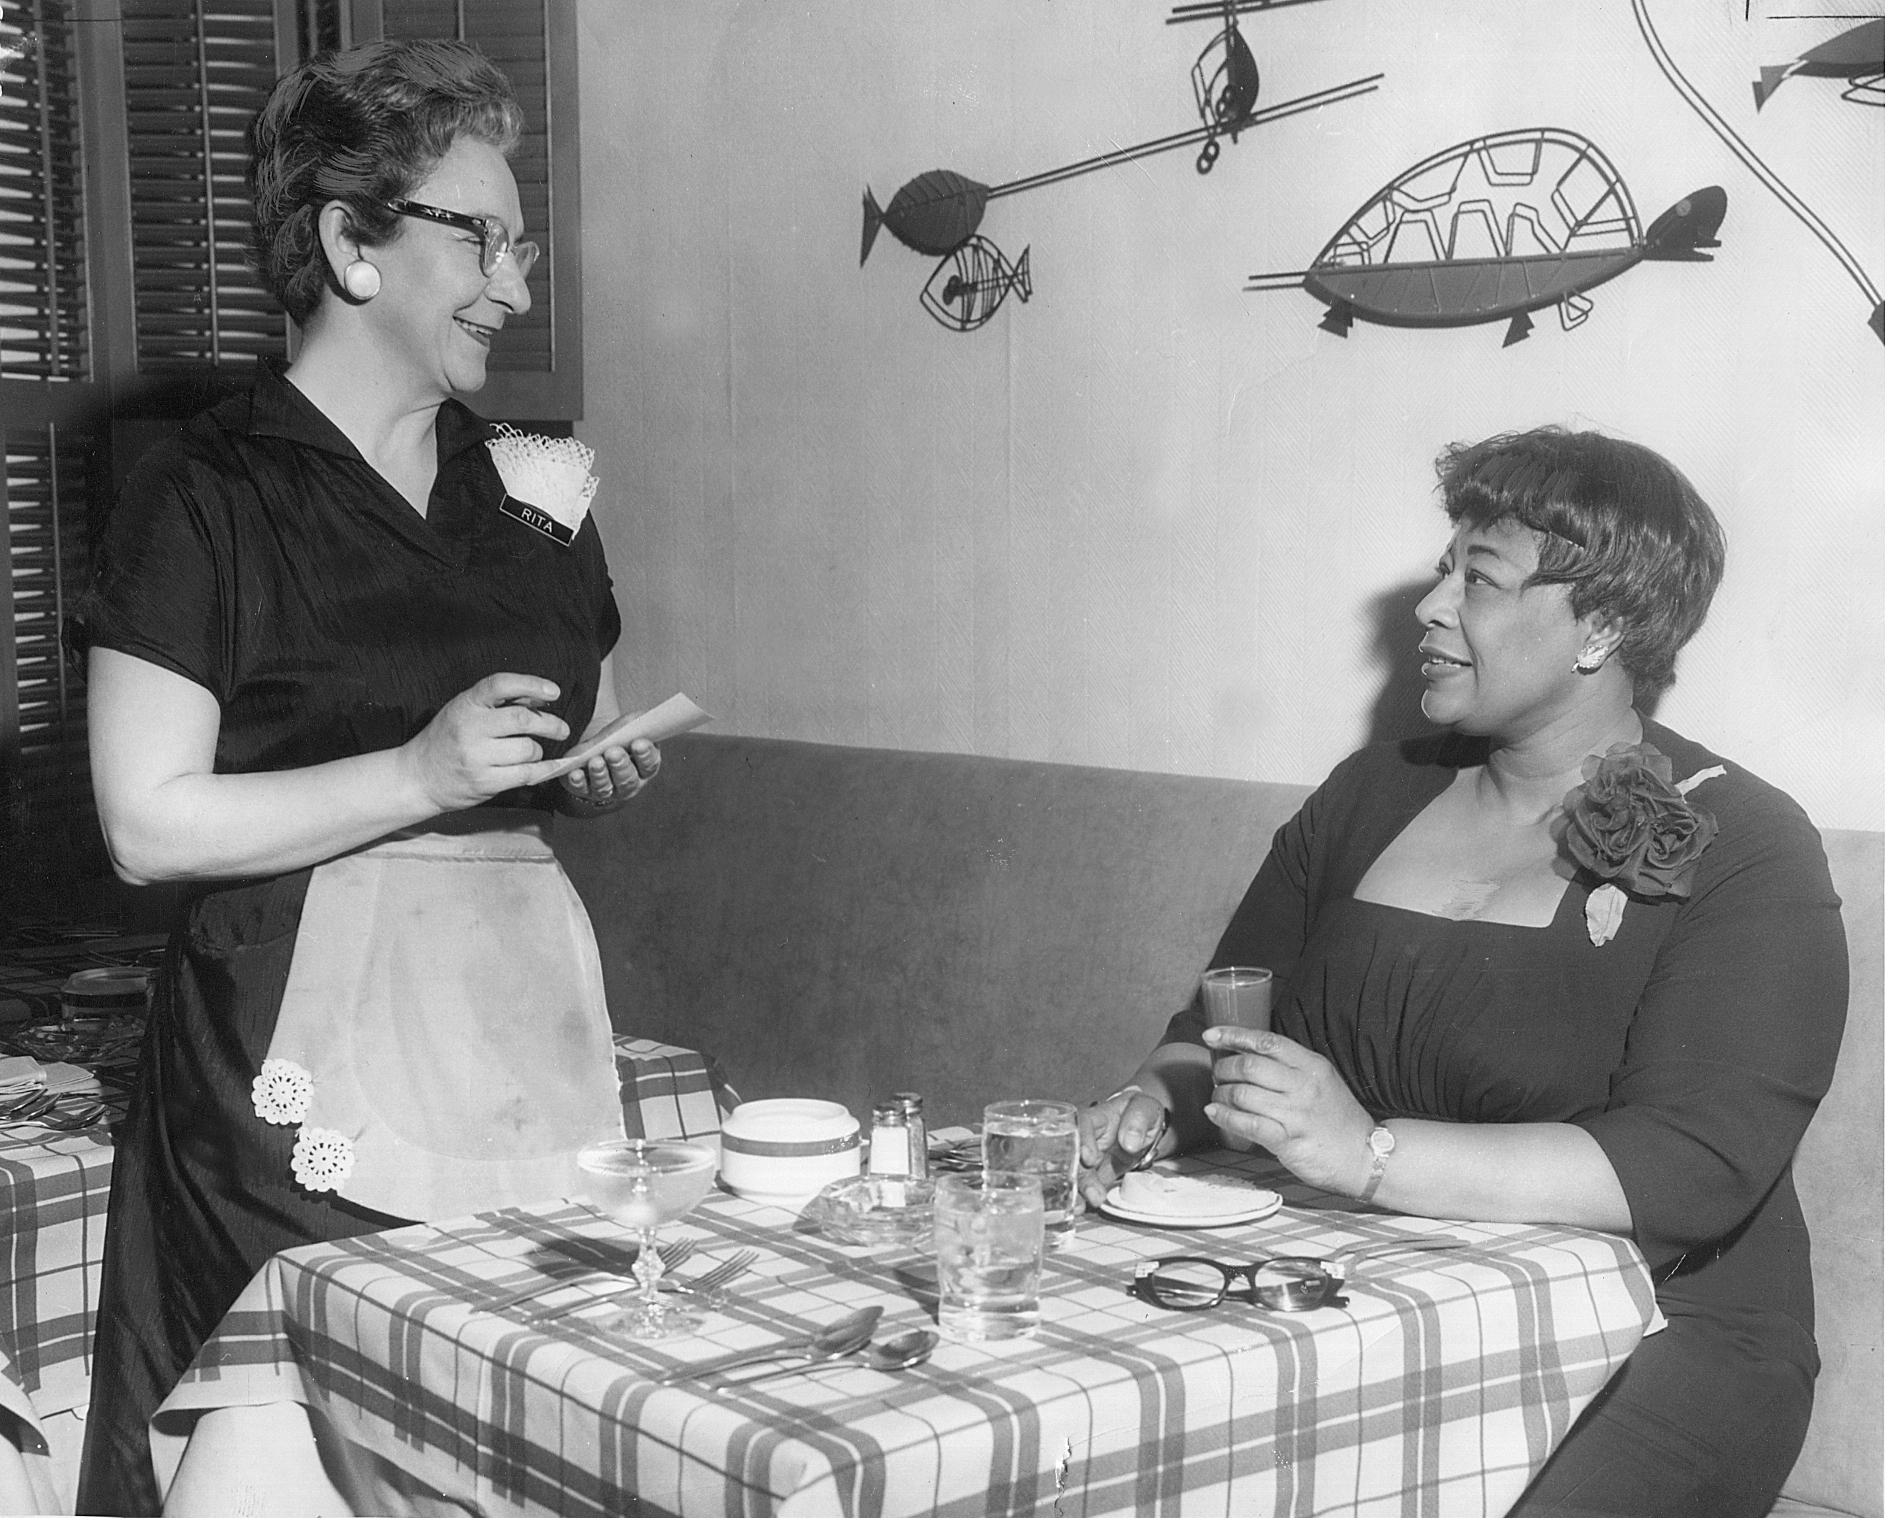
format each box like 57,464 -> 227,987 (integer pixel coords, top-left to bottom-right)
1246,127 -> 1725,346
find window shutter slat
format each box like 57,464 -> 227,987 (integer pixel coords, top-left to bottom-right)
3,423 -> 103,884
0,0 -> 90,381
122,0 -> 288,369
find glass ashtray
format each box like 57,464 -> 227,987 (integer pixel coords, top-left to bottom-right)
810,1174 -> 936,1246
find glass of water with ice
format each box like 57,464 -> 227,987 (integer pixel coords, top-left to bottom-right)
983,1098 -> 1080,1247
933,1170 -> 1045,1342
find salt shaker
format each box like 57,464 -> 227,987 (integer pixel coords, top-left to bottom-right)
893,1091 -> 929,1180
867,1101 -> 913,1179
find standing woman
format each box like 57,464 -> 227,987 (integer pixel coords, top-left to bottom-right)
1081,428 -> 1847,1516
77,40 -> 655,1514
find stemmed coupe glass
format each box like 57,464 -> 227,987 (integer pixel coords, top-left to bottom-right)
575,1137 -> 720,1340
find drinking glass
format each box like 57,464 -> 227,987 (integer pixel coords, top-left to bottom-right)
1200,967 -> 1273,1151
982,1098 -> 1080,1246
933,1171 -> 1045,1342
1200,966 -> 1273,1030
576,1138 -> 719,1340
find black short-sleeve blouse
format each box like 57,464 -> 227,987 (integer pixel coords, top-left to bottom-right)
81,364 -> 621,787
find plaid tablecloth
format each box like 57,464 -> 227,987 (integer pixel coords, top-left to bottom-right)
153,1150 -> 1658,1518
0,1127 -> 114,1431
1,913 -> 738,1494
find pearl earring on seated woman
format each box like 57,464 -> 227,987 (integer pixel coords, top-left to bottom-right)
1574,646 -> 1607,674
342,259 -> 380,300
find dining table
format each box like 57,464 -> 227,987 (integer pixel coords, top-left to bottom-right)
151,1141 -> 1660,1518
1,914 -> 742,1514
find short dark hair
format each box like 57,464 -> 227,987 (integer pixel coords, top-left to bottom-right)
1435,427 -> 1726,693
247,38 -> 523,324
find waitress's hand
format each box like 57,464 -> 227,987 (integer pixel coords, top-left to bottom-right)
1203,1025 -> 1375,1197
560,737 -> 660,810
1076,1088 -> 1173,1208
400,672 -> 570,812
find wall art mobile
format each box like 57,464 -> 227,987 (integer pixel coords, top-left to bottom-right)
1635,0 -> 1883,343
1753,18 -> 1884,110
1245,127 -> 1726,346
860,0 -> 1381,332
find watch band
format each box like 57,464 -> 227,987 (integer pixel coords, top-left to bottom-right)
1358,1124 -> 1395,1204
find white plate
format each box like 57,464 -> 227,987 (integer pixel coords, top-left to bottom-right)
1098,1185 -> 1283,1229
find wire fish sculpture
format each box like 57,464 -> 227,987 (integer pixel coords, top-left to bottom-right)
1754,18 -> 1884,110
921,237 -> 1032,333
1246,127 -> 1724,346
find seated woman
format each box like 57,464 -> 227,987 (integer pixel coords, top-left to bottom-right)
1079,427 -> 1846,1518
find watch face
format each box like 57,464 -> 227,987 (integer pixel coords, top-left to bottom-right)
1369,1127 -> 1396,1157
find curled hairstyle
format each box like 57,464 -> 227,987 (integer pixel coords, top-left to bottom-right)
1436,427 -> 1726,693
247,39 -> 523,324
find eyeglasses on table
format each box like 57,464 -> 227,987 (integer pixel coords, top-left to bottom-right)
1130,1255 -> 1350,1313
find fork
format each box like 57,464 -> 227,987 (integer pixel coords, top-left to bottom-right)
0,1091 -> 56,1125
532,1247 -> 759,1321
668,1248 -> 759,1299
30,1098 -> 109,1131
484,1238 -> 697,1314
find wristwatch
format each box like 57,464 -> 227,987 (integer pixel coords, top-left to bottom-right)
1358,1124 -> 1396,1204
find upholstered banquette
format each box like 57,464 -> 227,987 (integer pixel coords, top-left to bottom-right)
557,732 -> 1883,1518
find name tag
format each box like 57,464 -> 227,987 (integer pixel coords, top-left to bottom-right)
499,494 -> 575,545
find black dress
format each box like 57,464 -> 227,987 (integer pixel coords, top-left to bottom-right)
75,366 -> 622,1516
1168,723 -> 1848,1517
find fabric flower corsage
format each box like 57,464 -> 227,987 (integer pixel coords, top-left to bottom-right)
251,1058 -> 313,1126
290,1126 -> 356,1194
487,424 -> 598,545
1562,743 -> 1724,946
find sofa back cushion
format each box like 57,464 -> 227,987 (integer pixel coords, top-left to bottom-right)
556,732 -> 1308,1125
1781,828 -> 1883,1517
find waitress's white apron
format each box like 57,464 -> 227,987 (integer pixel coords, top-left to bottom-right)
260,810 -> 625,1221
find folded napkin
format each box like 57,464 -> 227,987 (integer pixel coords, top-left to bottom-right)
0,1055 -> 100,1098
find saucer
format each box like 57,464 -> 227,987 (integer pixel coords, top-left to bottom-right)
1099,1182 -> 1282,1229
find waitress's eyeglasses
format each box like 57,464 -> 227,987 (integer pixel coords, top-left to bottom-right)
1131,1256 -> 1347,1313
385,199 -> 541,279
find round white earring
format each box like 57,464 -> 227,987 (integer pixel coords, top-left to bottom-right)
342,259 -> 380,300
1574,647 -> 1607,674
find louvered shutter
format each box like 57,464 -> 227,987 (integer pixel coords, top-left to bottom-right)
2,0 -> 106,889
1,0 -> 89,381
1,425 -> 103,885
121,0 -> 288,368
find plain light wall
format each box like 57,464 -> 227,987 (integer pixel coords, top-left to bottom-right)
574,0 -> 1884,830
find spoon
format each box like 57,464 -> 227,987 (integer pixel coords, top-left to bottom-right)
656,1304 -> 882,1384
857,1327 -> 938,1371
715,1326 -> 939,1390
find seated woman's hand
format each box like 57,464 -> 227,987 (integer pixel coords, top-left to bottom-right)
1203,1026 -> 1375,1197
1076,1088 -> 1172,1209
560,737 -> 660,810
400,672 -> 571,812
